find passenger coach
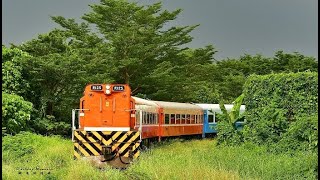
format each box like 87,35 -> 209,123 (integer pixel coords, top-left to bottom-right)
196,103 -> 246,137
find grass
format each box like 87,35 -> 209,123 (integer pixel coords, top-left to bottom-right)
2,132 -> 317,180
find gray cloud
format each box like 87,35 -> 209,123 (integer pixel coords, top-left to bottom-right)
2,0 -> 317,60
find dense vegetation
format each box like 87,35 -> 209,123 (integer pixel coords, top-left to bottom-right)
217,72 -> 318,152
242,72 -> 318,153
2,0 -> 317,136
3,133 -> 317,180
2,0 -> 318,179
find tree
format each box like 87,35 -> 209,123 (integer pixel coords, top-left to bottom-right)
143,45 -> 218,102
14,0 -> 216,134
210,51 -> 318,102
2,46 -> 31,96
2,46 -> 34,135
18,30 -> 88,120
50,0 -> 216,97
272,51 -> 318,72
2,92 -> 33,135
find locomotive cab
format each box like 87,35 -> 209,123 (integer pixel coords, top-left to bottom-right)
78,84 -> 133,131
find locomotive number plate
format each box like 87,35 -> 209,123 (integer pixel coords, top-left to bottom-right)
112,85 -> 125,92
91,85 -> 103,91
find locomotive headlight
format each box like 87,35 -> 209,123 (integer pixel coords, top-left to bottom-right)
106,89 -> 111,94
106,85 -> 111,90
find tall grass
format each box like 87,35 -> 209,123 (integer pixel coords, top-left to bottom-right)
2,132 -> 317,180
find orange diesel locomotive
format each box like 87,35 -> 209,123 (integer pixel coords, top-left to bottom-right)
72,84 -> 204,167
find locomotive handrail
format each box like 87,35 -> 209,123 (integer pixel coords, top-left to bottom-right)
72,109 -> 90,142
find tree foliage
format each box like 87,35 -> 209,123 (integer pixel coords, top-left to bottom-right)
213,52 -> 318,102
50,0 -> 217,101
19,30 -> 87,119
2,46 -> 31,96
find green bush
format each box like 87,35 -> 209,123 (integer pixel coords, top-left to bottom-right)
273,115 -> 318,153
242,71 -> 318,153
2,92 -> 33,135
216,94 -> 245,145
242,105 -> 289,144
243,71 -> 318,115
216,120 -> 243,145
30,115 -> 71,136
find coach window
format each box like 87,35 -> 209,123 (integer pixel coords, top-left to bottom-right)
165,114 -> 170,124
170,114 -> 175,124
153,113 -> 156,124
200,115 -> 204,123
145,112 -> 148,124
182,114 -> 186,124
150,112 -> 153,124
176,114 -> 180,124
190,115 -> 195,124
155,113 -> 158,124
149,113 -> 152,124
144,112 -> 148,124
186,114 -> 190,124
152,113 -> 155,124
156,113 -> 159,124
141,112 -> 144,124
151,113 -> 153,124
208,114 -> 214,123
151,113 -> 154,124
154,113 -> 157,124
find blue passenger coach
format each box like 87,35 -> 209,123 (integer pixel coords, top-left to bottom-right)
196,104 -> 246,138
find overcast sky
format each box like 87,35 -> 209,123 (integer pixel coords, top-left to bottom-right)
2,0 -> 318,60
